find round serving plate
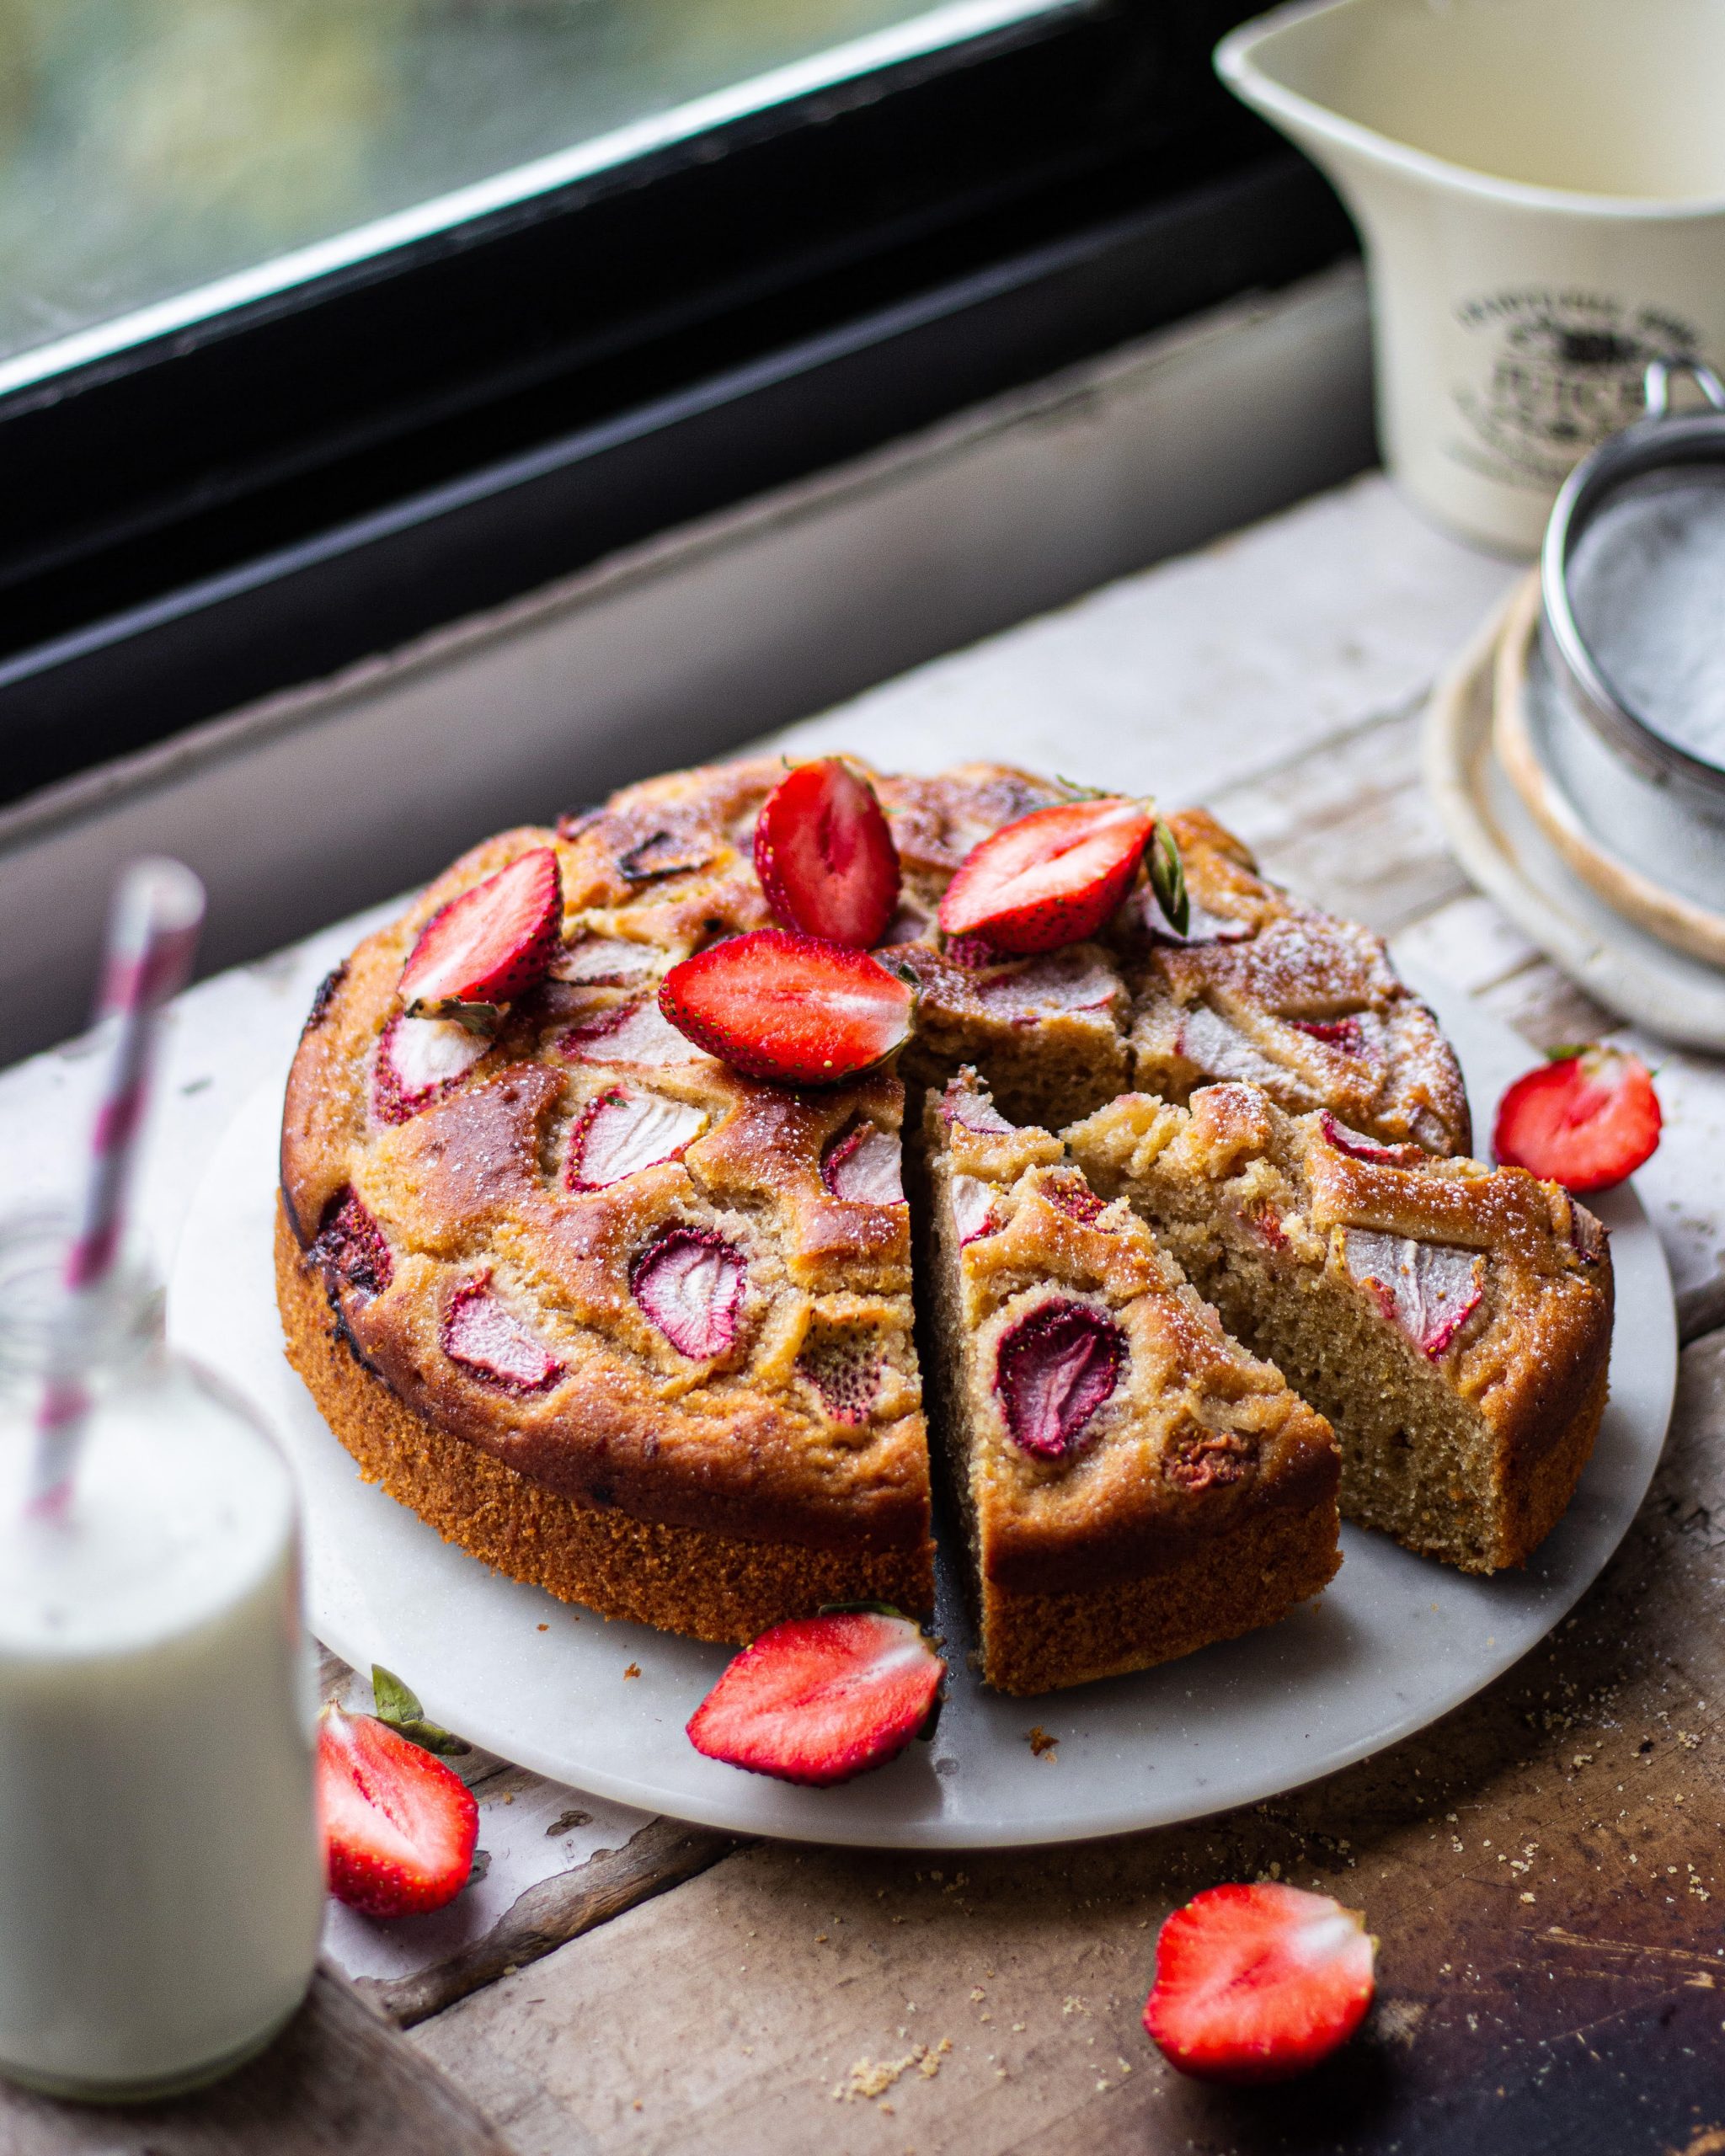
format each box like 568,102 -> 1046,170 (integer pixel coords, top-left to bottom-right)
168,989 -> 1674,1850
1492,573 -> 1725,971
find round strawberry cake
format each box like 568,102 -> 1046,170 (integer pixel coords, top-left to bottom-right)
276,755 -> 1608,1686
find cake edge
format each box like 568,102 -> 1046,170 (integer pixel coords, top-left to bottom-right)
275,1199 -> 937,1646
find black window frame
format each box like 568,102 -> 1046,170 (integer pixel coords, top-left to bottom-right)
0,0 -> 1352,809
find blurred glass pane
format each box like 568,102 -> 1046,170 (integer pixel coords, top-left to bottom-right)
0,0 -> 1056,379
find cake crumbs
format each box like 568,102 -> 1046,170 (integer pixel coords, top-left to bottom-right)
623,1662 -> 641,1679
1027,1726 -> 1059,1759
832,2037 -> 950,2101
537,1623 -> 548,1632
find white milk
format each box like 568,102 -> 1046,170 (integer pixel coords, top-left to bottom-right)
0,1263 -> 323,2099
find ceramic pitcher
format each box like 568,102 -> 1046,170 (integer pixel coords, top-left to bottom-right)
1217,0 -> 1725,554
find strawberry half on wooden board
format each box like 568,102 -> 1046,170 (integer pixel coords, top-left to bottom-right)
1493,1044 -> 1661,1193
1143,1883 -> 1375,2084
754,758 -> 901,947
317,1705 -> 479,1918
658,929 -> 914,1085
938,798 -> 1156,953
398,847 -> 563,1019
686,1610 -> 944,1785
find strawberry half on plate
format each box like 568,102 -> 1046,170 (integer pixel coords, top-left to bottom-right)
938,798 -> 1155,953
754,758 -> 901,947
398,846 -> 563,1019
318,1705 -> 479,1919
687,1609 -> 945,1786
1493,1044 -> 1661,1194
1144,1882 -> 1375,2084
658,929 -> 914,1086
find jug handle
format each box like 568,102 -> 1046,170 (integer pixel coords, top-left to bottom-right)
1644,357 -> 1725,419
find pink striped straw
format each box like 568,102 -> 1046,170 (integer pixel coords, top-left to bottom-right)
28,859 -> 206,1518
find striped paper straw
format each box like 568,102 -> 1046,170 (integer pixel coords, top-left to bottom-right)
27,859 -> 206,1518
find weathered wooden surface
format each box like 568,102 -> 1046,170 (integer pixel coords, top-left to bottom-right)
0,1968 -> 510,2156
414,1330 -> 1725,2153
3,468 -> 1723,2148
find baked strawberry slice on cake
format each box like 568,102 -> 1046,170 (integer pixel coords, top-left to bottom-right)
1065,1081 -> 1614,1573
921,1070 -> 1340,1694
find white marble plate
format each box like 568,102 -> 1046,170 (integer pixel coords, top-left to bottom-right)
168,981 -> 1674,1849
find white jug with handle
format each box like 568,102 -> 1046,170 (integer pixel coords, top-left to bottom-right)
1217,0 -> 1725,554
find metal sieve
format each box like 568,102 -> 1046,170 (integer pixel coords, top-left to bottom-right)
1541,358 -> 1725,813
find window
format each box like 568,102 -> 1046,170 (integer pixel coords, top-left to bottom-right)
0,1 -> 1352,803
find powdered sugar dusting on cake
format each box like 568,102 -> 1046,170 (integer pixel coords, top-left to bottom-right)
567,1087 -> 707,1191
1343,1230 -> 1485,1359
821,1123 -> 905,1206
1178,1003 -> 1288,1089
630,1225 -> 746,1360
975,948 -> 1118,1019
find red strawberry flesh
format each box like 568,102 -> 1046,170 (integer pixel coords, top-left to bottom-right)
820,1121 -> 905,1205
631,1225 -> 745,1359
1493,1045 -> 1661,1193
317,1705 -> 478,1919
658,930 -> 913,1086
753,759 -> 901,947
1041,1171 -> 1106,1225
796,1325 -> 883,1424
994,1299 -> 1125,1458
1343,1229 -> 1484,1359
568,1086 -> 707,1190
1144,1882 -> 1375,2084
442,1277 -> 564,1391
937,797 -> 1154,953
951,1173 -> 1001,1246
940,1071 -> 1013,1134
686,1610 -> 943,1786
372,1014 -> 488,1123
559,995 -> 701,1068
310,1189 -> 393,1299
1318,1110 -> 1424,1168
398,847 -> 562,1015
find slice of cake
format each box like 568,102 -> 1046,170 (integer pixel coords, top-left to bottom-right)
1064,1083 -> 1612,1573
1114,809 -> 1471,1155
920,1071 -> 1341,1694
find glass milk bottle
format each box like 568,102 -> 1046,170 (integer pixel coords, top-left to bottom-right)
0,1220 -> 323,2100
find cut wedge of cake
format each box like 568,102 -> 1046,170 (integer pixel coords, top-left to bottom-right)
1064,1083 -> 1613,1573
920,1071 -> 1341,1694
1113,809 -> 1472,1156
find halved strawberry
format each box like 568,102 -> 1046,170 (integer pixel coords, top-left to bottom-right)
1144,1883 -> 1375,2084
317,1705 -> 478,1919
658,930 -> 913,1086
938,798 -> 1155,953
398,847 -> 562,1017
1493,1045 -> 1661,1193
753,759 -> 900,947
686,1609 -> 943,1786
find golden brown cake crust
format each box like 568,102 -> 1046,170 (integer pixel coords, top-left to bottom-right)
276,1201 -> 934,1639
275,752 -> 1585,1663
1065,1082 -> 1614,1573
977,1502 -> 1342,1695
1116,808 -> 1472,1155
